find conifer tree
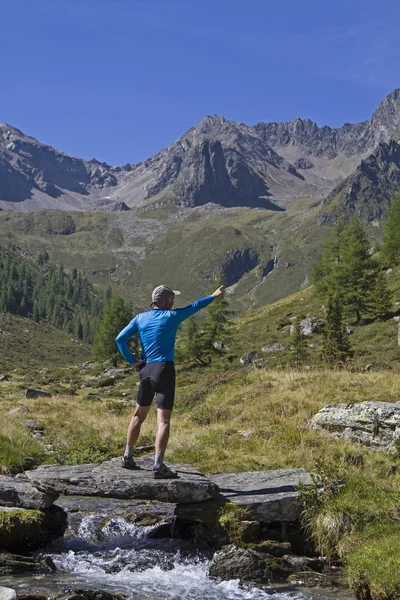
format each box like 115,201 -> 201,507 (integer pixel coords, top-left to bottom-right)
369,271 -> 393,321
289,316 -> 309,368
93,294 -> 130,366
321,293 -> 352,365
313,218 -> 376,322
339,218 -> 376,322
177,317 -> 210,366
382,193 -> 400,265
177,275 -> 231,366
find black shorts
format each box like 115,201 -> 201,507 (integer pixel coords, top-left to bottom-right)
137,361 -> 176,411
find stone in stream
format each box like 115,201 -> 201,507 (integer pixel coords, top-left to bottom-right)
209,545 -> 294,583
0,506 -> 68,552
0,587 -> 17,600
26,456 -> 219,503
310,401 -> 400,452
0,475 -> 58,509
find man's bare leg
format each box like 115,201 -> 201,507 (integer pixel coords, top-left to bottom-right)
154,408 -> 171,469
126,404 -> 151,450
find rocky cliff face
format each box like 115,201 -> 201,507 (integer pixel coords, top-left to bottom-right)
319,137 -> 400,222
1,89 -> 400,212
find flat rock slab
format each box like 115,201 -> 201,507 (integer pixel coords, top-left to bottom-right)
27,456 -> 219,504
210,469 -> 312,523
311,401 -> 400,451
0,475 -> 58,509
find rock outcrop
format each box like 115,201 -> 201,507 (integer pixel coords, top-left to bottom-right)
310,401 -> 400,451
26,456 -> 219,503
320,138 -> 400,222
176,469 -> 312,525
0,475 -> 58,509
0,506 -> 67,552
210,469 -> 312,523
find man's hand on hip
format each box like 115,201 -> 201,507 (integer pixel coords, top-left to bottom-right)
212,285 -> 225,299
133,360 -> 145,371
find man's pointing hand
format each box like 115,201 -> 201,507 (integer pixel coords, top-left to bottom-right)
212,285 -> 225,299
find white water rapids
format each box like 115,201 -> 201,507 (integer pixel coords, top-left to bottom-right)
2,512 -> 337,600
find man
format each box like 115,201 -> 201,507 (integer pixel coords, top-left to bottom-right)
115,284 -> 225,479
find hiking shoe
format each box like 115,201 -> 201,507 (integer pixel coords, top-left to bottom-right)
121,455 -> 140,470
153,464 -> 179,479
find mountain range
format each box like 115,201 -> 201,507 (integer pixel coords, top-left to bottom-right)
1,90 -> 400,312
1,89 -> 400,213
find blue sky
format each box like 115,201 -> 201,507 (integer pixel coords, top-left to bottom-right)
0,0 -> 399,165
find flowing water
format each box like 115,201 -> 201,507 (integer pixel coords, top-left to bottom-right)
1,503 -> 350,600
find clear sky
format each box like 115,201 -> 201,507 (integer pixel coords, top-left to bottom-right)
1,0 -> 399,165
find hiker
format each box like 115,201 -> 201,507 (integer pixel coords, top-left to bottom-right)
115,284 -> 225,479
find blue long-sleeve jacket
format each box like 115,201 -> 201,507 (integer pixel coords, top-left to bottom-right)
115,295 -> 215,364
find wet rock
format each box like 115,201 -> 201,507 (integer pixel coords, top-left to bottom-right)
25,388 -> 52,399
0,587 -> 17,600
235,520 -> 261,543
0,506 -> 67,552
252,540 -> 292,556
69,591 -> 125,600
0,552 -> 38,575
262,343 -> 285,353
0,475 -> 58,508
310,401 -> 400,451
209,545 -> 292,582
209,469 -> 312,523
26,456 -> 219,503
239,351 -> 259,364
284,554 -> 325,572
287,570 -> 341,587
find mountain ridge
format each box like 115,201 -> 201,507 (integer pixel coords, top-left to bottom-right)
1,89 -> 400,212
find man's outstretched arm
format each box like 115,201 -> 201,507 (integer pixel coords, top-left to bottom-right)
175,286 -> 225,324
115,317 -> 139,365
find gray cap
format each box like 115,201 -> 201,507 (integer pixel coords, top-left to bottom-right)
151,285 -> 181,306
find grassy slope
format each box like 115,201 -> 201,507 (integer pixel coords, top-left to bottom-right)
0,313 -> 89,372
229,264 -> 400,371
0,199 -> 332,315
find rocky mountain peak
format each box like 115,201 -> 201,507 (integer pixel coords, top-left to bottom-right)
371,88 -> 400,143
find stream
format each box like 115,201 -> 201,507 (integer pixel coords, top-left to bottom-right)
0,499 -> 351,600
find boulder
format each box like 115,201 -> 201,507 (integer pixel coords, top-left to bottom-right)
310,401 -> 400,451
26,456 -> 219,503
262,343 -> 285,353
101,368 -> 126,378
239,351 -> 259,364
209,545 -> 292,582
290,317 -> 323,336
21,419 -> 45,431
0,475 -> 58,508
7,405 -> 28,415
0,506 -> 67,552
210,469 -> 312,523
0,587 -> 17,600
25,388 -> 52,399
